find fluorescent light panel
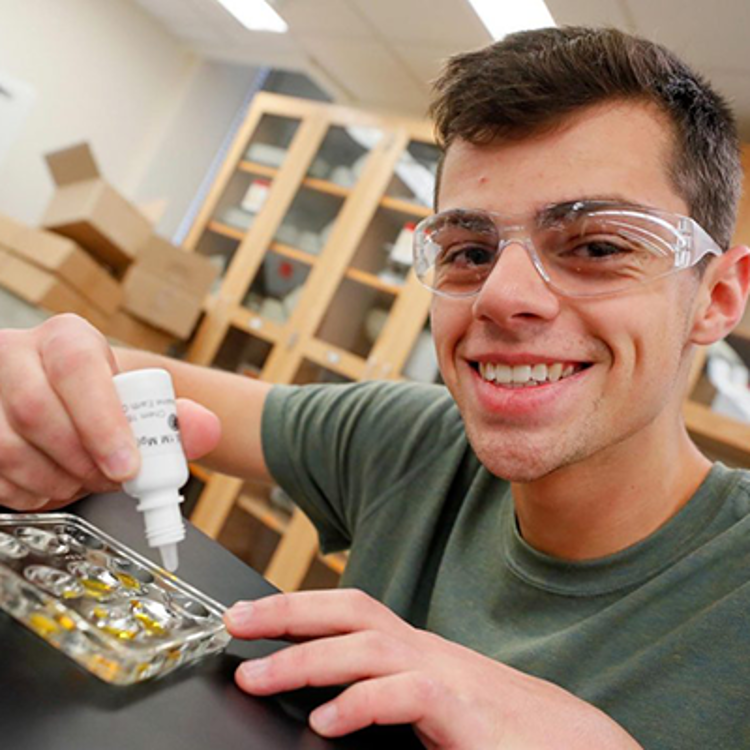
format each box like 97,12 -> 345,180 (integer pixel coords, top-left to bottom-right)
467,0 -> 555,39
215,0 -> 288,33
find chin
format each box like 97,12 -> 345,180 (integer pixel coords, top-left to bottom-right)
467,430 -> 580,483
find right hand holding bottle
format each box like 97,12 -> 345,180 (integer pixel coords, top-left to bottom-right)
0,314 -> 221,512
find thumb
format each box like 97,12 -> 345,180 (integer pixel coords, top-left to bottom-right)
175,398 -> 222,461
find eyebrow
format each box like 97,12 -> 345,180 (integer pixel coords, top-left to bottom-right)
538,197 -> 656,226
432,197 -> 659,229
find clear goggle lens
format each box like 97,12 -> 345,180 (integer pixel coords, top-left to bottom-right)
414,203 -> 719,298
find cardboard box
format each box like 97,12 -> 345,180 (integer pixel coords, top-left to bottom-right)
122,266 -> 206,339
135,235 -> 219,297
0,248 -> 108,330
120,235 -> 218,339
0,213 -> 122,316
0,211 -> 23,248
41,143 -> 152,273
104,311 -> 176,355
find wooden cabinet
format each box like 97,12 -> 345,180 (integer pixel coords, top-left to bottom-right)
182,94 -> 750,590
183,93 -> 441,590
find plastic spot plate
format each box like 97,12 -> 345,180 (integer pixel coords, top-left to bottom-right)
0,513 -> 230,685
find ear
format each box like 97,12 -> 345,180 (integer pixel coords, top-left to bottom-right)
690,245 -> 750,345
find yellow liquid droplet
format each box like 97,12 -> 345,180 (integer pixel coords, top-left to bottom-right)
28,612 -> 60,638
115,572 -> 141,590
100,625 -> 137,641
133,612 -> 166,636
57,614 -> 76,631
81,579 -> 114,598
88,654 -> 120,682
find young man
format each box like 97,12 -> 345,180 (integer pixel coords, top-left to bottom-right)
0,26 -> 748,749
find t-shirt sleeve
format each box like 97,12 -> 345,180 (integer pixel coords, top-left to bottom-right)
261,380 -> 462,553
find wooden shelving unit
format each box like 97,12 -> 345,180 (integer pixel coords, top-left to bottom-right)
207,221 -> 245,242
182,93 -> 439,590
379,194 -> 432,218
238,160 -> 277,179
267,242 -> 317,266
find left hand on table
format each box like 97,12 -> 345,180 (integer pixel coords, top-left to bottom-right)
223,589 -> 641,749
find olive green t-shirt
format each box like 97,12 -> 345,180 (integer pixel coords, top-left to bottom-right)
262,379 -> 750,749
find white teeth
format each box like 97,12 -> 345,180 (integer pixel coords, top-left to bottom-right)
531,364 -> 547,382
496,364 -> 512,384
478,361 -> 582,387
512,365 -> 532,383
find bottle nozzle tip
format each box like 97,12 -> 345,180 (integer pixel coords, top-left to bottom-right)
159,543 -> 179,572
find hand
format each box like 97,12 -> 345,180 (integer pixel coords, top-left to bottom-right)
224,589 -> 641,749
0,314 -> 220,511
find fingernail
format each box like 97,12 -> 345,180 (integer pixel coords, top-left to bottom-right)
310,704 -> 338,734
239,658 -> 268,682
224,601 -> 254,628
103,447 -> 138,481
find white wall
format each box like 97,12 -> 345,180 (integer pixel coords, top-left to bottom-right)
0,0 -> 257,238
135,59 -> 260,238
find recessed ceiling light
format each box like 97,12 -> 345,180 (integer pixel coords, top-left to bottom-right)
466,0 -> 555,39
215,0 -> 288,33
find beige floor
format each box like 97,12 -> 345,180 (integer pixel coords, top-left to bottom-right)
0,287 -> 50,329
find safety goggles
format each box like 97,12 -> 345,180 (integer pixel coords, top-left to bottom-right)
413,201 -> 722,298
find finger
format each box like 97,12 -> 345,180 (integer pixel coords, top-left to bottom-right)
37,490 -> 94,511
0,476 -> 49,511
37,317 -> 139,482
175,399 -> 222,461
0,405 -> 84,501
0,345 -> 106,484
235,631 -> 414,696
224,590 -> 409,641
309,672 -> 485,746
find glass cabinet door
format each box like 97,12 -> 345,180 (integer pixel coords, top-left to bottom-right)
305,136 -> 439,383
210,327 -> 274,378
384,139 -> 441,211
193,114 -> 302,287
236,124 -> 385,325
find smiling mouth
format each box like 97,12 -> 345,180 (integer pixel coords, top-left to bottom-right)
472,361 -> 592,388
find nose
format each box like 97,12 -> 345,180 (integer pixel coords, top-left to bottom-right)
471,240 -> 560,326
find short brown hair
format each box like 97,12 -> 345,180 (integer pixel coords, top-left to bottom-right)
430,26 -> 742,249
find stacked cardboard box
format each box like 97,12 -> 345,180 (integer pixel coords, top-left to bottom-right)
122,235 -> 219,339
41,143 -> 151,275
0,142 -> 206,354
0,213 -> 111,330
105,311 -> 176,355
0,247 -> 109,331
0,213 -> 122,314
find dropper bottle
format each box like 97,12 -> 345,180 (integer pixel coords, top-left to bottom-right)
113,368 -> 188,571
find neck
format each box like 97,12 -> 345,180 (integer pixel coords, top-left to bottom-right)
511,412 -> 712,561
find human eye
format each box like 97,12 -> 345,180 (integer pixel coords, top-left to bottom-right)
566,238 -> 633,261
545,230 -> 660,286
437,243 -> 495,269
431,240 -> 496,293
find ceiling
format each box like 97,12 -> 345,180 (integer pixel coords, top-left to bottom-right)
132,0 -> 750,139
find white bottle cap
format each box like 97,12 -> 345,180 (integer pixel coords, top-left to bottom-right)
136,489 -> 186,551
158,543 -> 180,572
